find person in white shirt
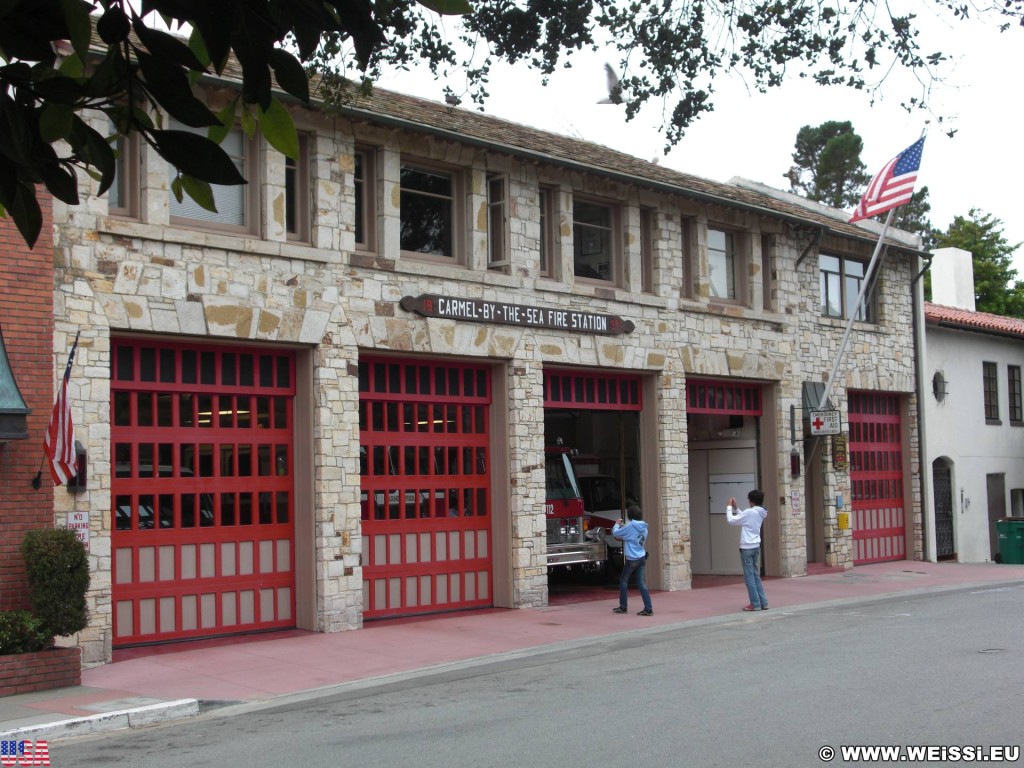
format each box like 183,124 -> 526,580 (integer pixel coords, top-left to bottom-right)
725,489 -> 769,611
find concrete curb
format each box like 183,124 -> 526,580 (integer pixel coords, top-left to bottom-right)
0,699 -> 199,742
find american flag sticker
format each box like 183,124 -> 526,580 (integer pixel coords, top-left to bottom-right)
0,740 -> 50,766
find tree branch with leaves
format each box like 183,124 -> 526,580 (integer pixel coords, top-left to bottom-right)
1,0 -> 1021,247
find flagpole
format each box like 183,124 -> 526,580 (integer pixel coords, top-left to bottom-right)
819,207 -> 896,410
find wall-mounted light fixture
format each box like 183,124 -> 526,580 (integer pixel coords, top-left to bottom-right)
932,371 -> 948,403
790,446 -> 801,478
0,324 -> 30,443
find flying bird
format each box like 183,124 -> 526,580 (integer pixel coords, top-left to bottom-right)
597,63 -> 623,105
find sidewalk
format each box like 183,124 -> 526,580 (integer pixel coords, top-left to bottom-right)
4,560 -> 1024,742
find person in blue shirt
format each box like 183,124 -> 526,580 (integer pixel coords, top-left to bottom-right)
611,504 -> 653,616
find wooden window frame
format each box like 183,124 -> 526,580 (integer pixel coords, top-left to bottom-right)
399,159 -> 465,265
639,207 -> 654,294
354,146 -> 376,252
538,185 -> 557,279
108,128 -> 139,219
1010,365 -> 1023,424
572,196 -> 621,286
168,120 -> 258,235
984,361 -> 1001,423
707,226 -> 745,305
487,173 -> 510,269
285,133 -> 310,243
820,252 -> 875,323
680,215 -> 696,300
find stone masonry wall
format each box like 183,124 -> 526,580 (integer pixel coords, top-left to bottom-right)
50,100 -> 920,665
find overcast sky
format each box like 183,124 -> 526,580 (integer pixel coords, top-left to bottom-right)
372,7 -> 1024,275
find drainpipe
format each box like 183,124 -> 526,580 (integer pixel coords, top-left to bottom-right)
912,253 -> 934,561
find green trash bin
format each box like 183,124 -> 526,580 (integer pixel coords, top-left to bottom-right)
996,519 -> 1024,564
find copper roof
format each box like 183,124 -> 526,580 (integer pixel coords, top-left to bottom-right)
924,302 -> 1024,339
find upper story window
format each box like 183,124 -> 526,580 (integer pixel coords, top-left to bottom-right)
1009,365 -> 1022,424
487,174 -> 509,269
169,121 -> 253,233
640,207 -> 654,293
820,253 -> 873,322
708,227 -> 739,301
680,216 -> 696,300
284,133 -> 310,242
400,162 -> 460,261
761,234 -> 774,311
108,127 -> 139,218
538,186 -> 556,279
984,361 -> 1000,423
573,198 -> 617,284
354,148 -> 375,251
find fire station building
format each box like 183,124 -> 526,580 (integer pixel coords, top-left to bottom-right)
49,84 -> 925,666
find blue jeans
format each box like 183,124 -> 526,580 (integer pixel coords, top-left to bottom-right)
619,556 -> 652,612
740,547 -> 768,608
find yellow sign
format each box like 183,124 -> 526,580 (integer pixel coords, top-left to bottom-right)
832,433 -> 848,471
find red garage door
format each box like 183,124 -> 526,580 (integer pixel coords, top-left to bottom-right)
111,340 -> 296,645
850,391 -> 906,564
360,358 -> 491,618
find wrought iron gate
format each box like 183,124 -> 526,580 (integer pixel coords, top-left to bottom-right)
933,460 -> 955,559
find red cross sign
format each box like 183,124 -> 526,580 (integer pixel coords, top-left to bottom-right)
809,410 -> 841,436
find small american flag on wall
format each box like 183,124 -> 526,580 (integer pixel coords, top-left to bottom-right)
43,331 -> 80,486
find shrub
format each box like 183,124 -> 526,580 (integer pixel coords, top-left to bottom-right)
20,528 -> 90,638
0,610 -> 51,654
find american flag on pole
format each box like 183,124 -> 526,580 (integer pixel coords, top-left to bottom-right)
43,331 -> 80,486
848,137 -> 926,223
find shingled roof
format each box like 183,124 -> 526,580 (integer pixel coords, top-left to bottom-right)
79,20 -> 921,253
924,302 -> 1024,340
330,85 -> 922,252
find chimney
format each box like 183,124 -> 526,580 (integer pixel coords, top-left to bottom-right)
929,247 -> 976,311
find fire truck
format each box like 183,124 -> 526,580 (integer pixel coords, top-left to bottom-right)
545,440 -> 609,571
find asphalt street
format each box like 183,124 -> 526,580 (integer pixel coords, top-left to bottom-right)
51,583 -> 1024,768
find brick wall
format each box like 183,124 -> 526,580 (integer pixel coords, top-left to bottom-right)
0,193 -> 55,611
0,646 -> 81,696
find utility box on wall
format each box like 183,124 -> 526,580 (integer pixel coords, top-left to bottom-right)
837,512 -> 850,530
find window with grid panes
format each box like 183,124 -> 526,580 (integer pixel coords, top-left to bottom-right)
708,227 -> 739,301
820,253 -> 874,322
1009,365 -> 1022,423
400,162 -> 459,260
539,186 -> 556,278
984,361 -> 1000,422
573,198 -> 616,283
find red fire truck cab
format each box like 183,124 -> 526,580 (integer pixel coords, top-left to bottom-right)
545,441 -> 609,570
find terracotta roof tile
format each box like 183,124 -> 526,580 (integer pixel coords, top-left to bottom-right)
924,302 -> 1024,339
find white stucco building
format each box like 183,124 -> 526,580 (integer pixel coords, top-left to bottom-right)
923,247 -> 1024,562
